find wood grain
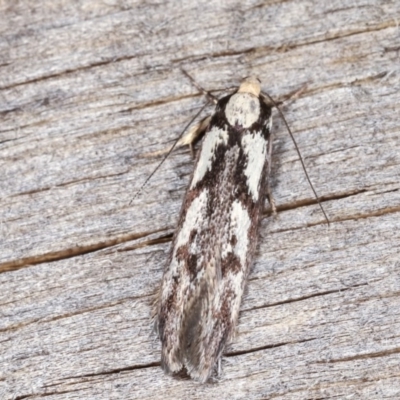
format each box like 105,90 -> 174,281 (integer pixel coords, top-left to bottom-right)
1,0 -> 400,398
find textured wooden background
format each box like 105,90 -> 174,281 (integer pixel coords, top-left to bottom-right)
1,1 -> 400,399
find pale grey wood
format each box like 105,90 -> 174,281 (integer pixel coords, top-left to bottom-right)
1,0 -> 400,399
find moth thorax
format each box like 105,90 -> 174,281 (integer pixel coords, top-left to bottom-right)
225,92 -> 261,128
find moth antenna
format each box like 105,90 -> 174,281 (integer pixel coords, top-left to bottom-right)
261,92 -> 330,225
130,102 -> 209,204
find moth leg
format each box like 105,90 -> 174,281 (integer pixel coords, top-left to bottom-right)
215,358 -> 222,381
277,83 -> 308,106
266,182 -> 277,216
261,84 -> 308,108
142,116 -> 211,158
181,68 -> 218,105
178,116 -> 211,159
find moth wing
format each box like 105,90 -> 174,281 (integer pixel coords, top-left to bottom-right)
158,90 -> 272,382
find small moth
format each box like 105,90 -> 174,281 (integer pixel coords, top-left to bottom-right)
156,76 -> 273,382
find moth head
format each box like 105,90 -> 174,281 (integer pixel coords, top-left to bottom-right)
238,76 -> 261,97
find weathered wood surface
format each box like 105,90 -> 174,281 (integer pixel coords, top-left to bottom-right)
1,0 -> 400,398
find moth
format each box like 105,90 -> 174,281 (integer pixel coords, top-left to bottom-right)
156,76 -> 274,382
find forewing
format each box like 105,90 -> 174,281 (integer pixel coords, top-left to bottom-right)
158,93 -> 272,382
